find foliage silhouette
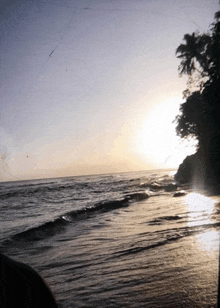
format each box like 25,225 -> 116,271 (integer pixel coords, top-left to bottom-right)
175,10 -> 220,183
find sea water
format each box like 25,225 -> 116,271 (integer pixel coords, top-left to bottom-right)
0,169 -> 219,307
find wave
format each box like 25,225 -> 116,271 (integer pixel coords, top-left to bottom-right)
0,171 -> 175,201
148,214 -> 186,225
0,182 -> 91,200
109,222 -> 220,258
15,181 -> 57,189
6,191 -> 150,243
0,178 -> 140,201
140,181 -> 178,192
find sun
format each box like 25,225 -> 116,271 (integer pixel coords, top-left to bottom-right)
135,97 -> 197,168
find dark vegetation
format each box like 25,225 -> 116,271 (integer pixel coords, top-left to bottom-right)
175,10 -> 220,185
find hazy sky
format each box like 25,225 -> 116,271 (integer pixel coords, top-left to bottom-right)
0,0 -> 219,181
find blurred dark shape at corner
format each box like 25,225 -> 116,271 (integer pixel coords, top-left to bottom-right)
0,253 -> 59,308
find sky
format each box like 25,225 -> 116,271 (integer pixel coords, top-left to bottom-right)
0,0 -> 219,181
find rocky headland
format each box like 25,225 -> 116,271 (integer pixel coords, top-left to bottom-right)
175,151 -> 220,195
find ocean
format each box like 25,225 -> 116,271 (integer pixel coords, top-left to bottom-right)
0,169 -> 219,307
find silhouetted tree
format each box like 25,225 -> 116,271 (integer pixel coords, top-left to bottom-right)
175,91 -> 203,139
176,32 -> 211,76
175,10 -> 220,182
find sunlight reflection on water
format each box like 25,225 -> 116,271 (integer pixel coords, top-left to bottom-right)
185,193 -> 219,252
185,193 -> 215,214
196,230 -> 219,251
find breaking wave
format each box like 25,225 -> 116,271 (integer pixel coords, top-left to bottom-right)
7,191 -> 150,242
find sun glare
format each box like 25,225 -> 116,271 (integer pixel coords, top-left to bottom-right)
185,193 -> 218,252
196,230 -> 219,251
135,97 -> 197,168
185,193 -> 215,215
